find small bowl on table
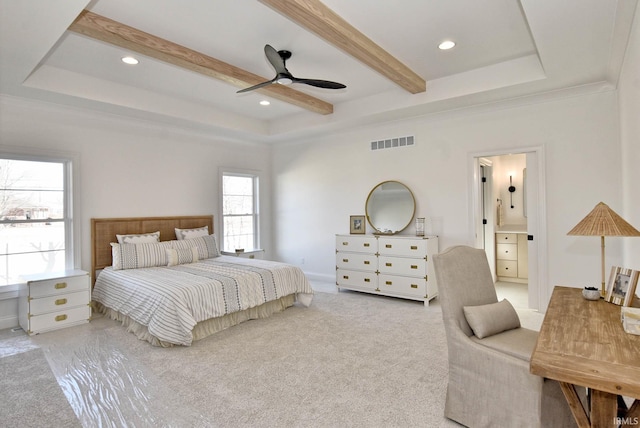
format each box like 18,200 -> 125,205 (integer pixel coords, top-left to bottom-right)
582,287 -> 601,301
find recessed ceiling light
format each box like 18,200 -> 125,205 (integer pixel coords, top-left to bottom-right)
438,40 -> 456,50
121,56 -> 139,65
259,100 -> 270,106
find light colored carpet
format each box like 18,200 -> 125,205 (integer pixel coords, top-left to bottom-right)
0,347 -> 80,427
1,284 -> 539,427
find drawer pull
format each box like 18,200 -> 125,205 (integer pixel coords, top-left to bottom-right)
364,278 -> 371,283
343,258 -> 349,263
411,265 -> 418,269
55,298 -> 68,306
342,242 -> 349,246
363,243 -> 370,247
343,275 -> 349,280
411,284 -> 418,289
385,244 -> 392,248
385,263 -> 392,267
410,245 -> 418,250
54,282 -> 67,289
385,281 -> 392,285
55,314 -> 67,322
364,261 -> 370,265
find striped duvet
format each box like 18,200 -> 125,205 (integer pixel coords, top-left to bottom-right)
92,256 -> 313,345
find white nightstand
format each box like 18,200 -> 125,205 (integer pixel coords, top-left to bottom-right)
221,249 -> 264,259
18,269 -> 91,335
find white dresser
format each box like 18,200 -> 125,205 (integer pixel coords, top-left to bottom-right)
336,234 -> 439,305
495,232 -> 528,283
19,269 -> 91,335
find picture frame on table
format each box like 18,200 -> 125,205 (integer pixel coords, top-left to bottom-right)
605,266 -> 639,306
350,215 -> 366,235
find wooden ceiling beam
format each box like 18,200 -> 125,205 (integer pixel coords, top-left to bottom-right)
259,0 -> 426,94
68,10 -> 334,115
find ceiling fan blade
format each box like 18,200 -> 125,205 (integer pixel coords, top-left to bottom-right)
236,78 -> 276,93
293,78 -> 346,89
264,44 -> 287,74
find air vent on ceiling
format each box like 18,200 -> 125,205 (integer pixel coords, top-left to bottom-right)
370,135 -> 414,151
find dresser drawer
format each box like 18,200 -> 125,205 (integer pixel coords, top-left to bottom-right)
497,260 -> 518,277
378,274 -> 426,298
28,274 -> 89,298
336,253 -> 376,271
496,233 -> 518,244
496,243 -> 517,261
336,269 -> 376,290
29,305 -> 91,334
378,237 -> 427,257
378,255 -> 426,277
336,235 -> 377,253
29,289 -> 90,315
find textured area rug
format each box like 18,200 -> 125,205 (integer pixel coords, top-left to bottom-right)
0,348 -> 80,427
32,290 -> 459,427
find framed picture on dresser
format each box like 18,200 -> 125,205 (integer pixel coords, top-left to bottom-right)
350,215 -> 366,234
605,266 -> 639,306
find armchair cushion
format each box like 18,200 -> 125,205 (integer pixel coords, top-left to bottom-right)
471,327 -> 538,362
463,299 -> 520,339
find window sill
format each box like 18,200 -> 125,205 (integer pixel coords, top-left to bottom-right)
0,284 -> 20,300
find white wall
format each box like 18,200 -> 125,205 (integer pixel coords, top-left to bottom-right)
0,96 -> 273,328
272,90 -> 624,307
620,4 -> 640,267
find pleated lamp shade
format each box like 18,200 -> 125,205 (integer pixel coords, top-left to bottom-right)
567,202 -> 640,295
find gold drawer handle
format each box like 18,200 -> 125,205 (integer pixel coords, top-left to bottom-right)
342,242 -> 349,246
410,245 -> 418,250
363,243 -> 370,247
343,258 -> 349,263
385,244 -> 392,248
411,284 -> 418,289
364,261 -> 370,265
385,281 -> 392,285
343,275 -> 349,280
55,298 -> 67,305
54,282 -> 67,289
411,265 -> 418,269
385,263 -> 392,267
55,314 -> 67,322
364,278 -> 371,283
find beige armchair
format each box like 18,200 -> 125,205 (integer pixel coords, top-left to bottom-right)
433,245 -> 578,428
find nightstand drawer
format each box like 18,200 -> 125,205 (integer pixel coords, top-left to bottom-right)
29,305 -> 91,334
29,289 -> 91,315
28,274 -> 89,298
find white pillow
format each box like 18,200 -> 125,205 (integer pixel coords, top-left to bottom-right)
175,226 -> 209,240
463,299 -> 521,339
166,247 -> 199,266
171,234 -> 219,259
111,241 -> 172,270
116,231 -> 160,244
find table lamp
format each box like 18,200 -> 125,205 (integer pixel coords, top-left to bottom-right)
567,202 -> 640,296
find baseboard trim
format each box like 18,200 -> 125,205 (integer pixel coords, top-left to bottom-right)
0,315 -> 19,330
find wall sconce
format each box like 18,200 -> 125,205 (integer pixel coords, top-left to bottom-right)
508,175 -> 516,208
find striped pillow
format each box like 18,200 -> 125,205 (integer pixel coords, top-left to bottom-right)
171,234 -> 219,259
111,241 -> 173,270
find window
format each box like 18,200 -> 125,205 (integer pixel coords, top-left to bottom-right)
0,156 -> 73,286
221,172 -> 259,252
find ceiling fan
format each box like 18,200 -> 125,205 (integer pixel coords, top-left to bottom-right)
237,44 -> 346,93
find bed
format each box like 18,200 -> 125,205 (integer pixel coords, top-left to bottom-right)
90,215 -> 313,347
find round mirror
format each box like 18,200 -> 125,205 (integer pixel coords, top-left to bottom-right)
365,181 -> 416,234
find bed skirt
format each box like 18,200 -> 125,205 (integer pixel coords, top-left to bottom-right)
93,294 -> 296,347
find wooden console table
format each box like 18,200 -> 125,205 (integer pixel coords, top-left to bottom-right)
530,286 -> 640,427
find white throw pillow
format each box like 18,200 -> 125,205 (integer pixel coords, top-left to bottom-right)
175,226 -> 209,240
116,231 -> 160,244
166,247 -> 199,266
171,234 -> 220,259
463,299 -> 521,339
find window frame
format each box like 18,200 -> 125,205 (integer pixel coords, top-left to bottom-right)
219,169 -> 260,252
0,147 -> 80,288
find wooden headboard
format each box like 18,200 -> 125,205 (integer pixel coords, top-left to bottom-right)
91,215 -> 214,284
